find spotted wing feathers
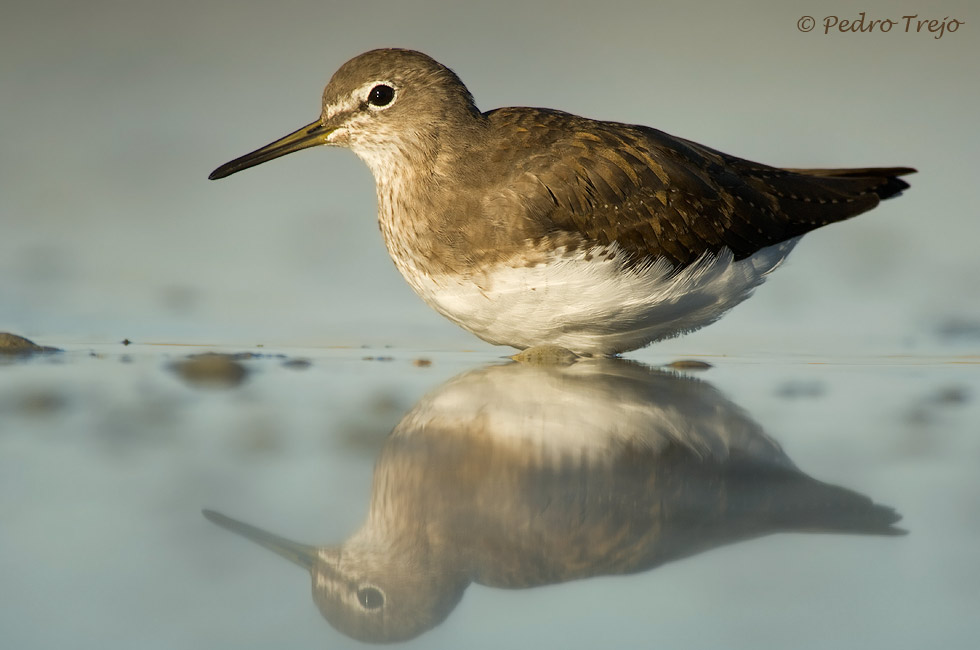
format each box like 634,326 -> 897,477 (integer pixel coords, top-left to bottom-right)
488,108 -> 915,267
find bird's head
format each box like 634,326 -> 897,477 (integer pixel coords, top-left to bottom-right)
209,49 -> 481,181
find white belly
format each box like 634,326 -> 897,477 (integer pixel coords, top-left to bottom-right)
397,240 -> 799,355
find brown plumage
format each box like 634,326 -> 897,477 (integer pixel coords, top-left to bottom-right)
485,107 -> 915,267
209,49 -> 916,353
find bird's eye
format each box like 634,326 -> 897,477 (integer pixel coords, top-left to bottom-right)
367,84 -> 395,107
356,586 -> 385,609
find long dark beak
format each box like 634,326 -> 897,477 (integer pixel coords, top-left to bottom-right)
203,509 -> 317,571
208,120 -> 334,180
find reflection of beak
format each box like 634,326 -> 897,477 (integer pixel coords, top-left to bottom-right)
202,509 -> 317,571
208,120 -> 334,180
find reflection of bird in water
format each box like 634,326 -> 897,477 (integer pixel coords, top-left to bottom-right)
205,360 -> 903,643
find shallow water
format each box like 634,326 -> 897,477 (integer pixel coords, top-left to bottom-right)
3,1 -> 979,646
2,344 -> 977,649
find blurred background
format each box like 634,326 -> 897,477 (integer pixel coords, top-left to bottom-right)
2,3 -> 979,649
1,0 -> 977,356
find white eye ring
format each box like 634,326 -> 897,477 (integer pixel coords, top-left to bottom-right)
356,584 -> 385,609
361,80 -> 397,111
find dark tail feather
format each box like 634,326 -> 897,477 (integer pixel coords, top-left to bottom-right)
765,470 -> 907,537
721,462 -> 907,537
783,166 -> 917,201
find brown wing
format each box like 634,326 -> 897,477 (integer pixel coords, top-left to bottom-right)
487,108 -> 915,268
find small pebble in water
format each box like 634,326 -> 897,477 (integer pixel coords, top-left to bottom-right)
170,352 -> 248,388
0,332 -> 60,356
282,358 -> 312,370
511,345 -> 579,366
665,359 -> 713,370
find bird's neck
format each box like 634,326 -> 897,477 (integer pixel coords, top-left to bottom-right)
360,122 -> 489,280
373,160 -> 452,283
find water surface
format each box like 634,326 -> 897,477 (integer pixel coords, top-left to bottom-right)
2,345 -> 977,649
